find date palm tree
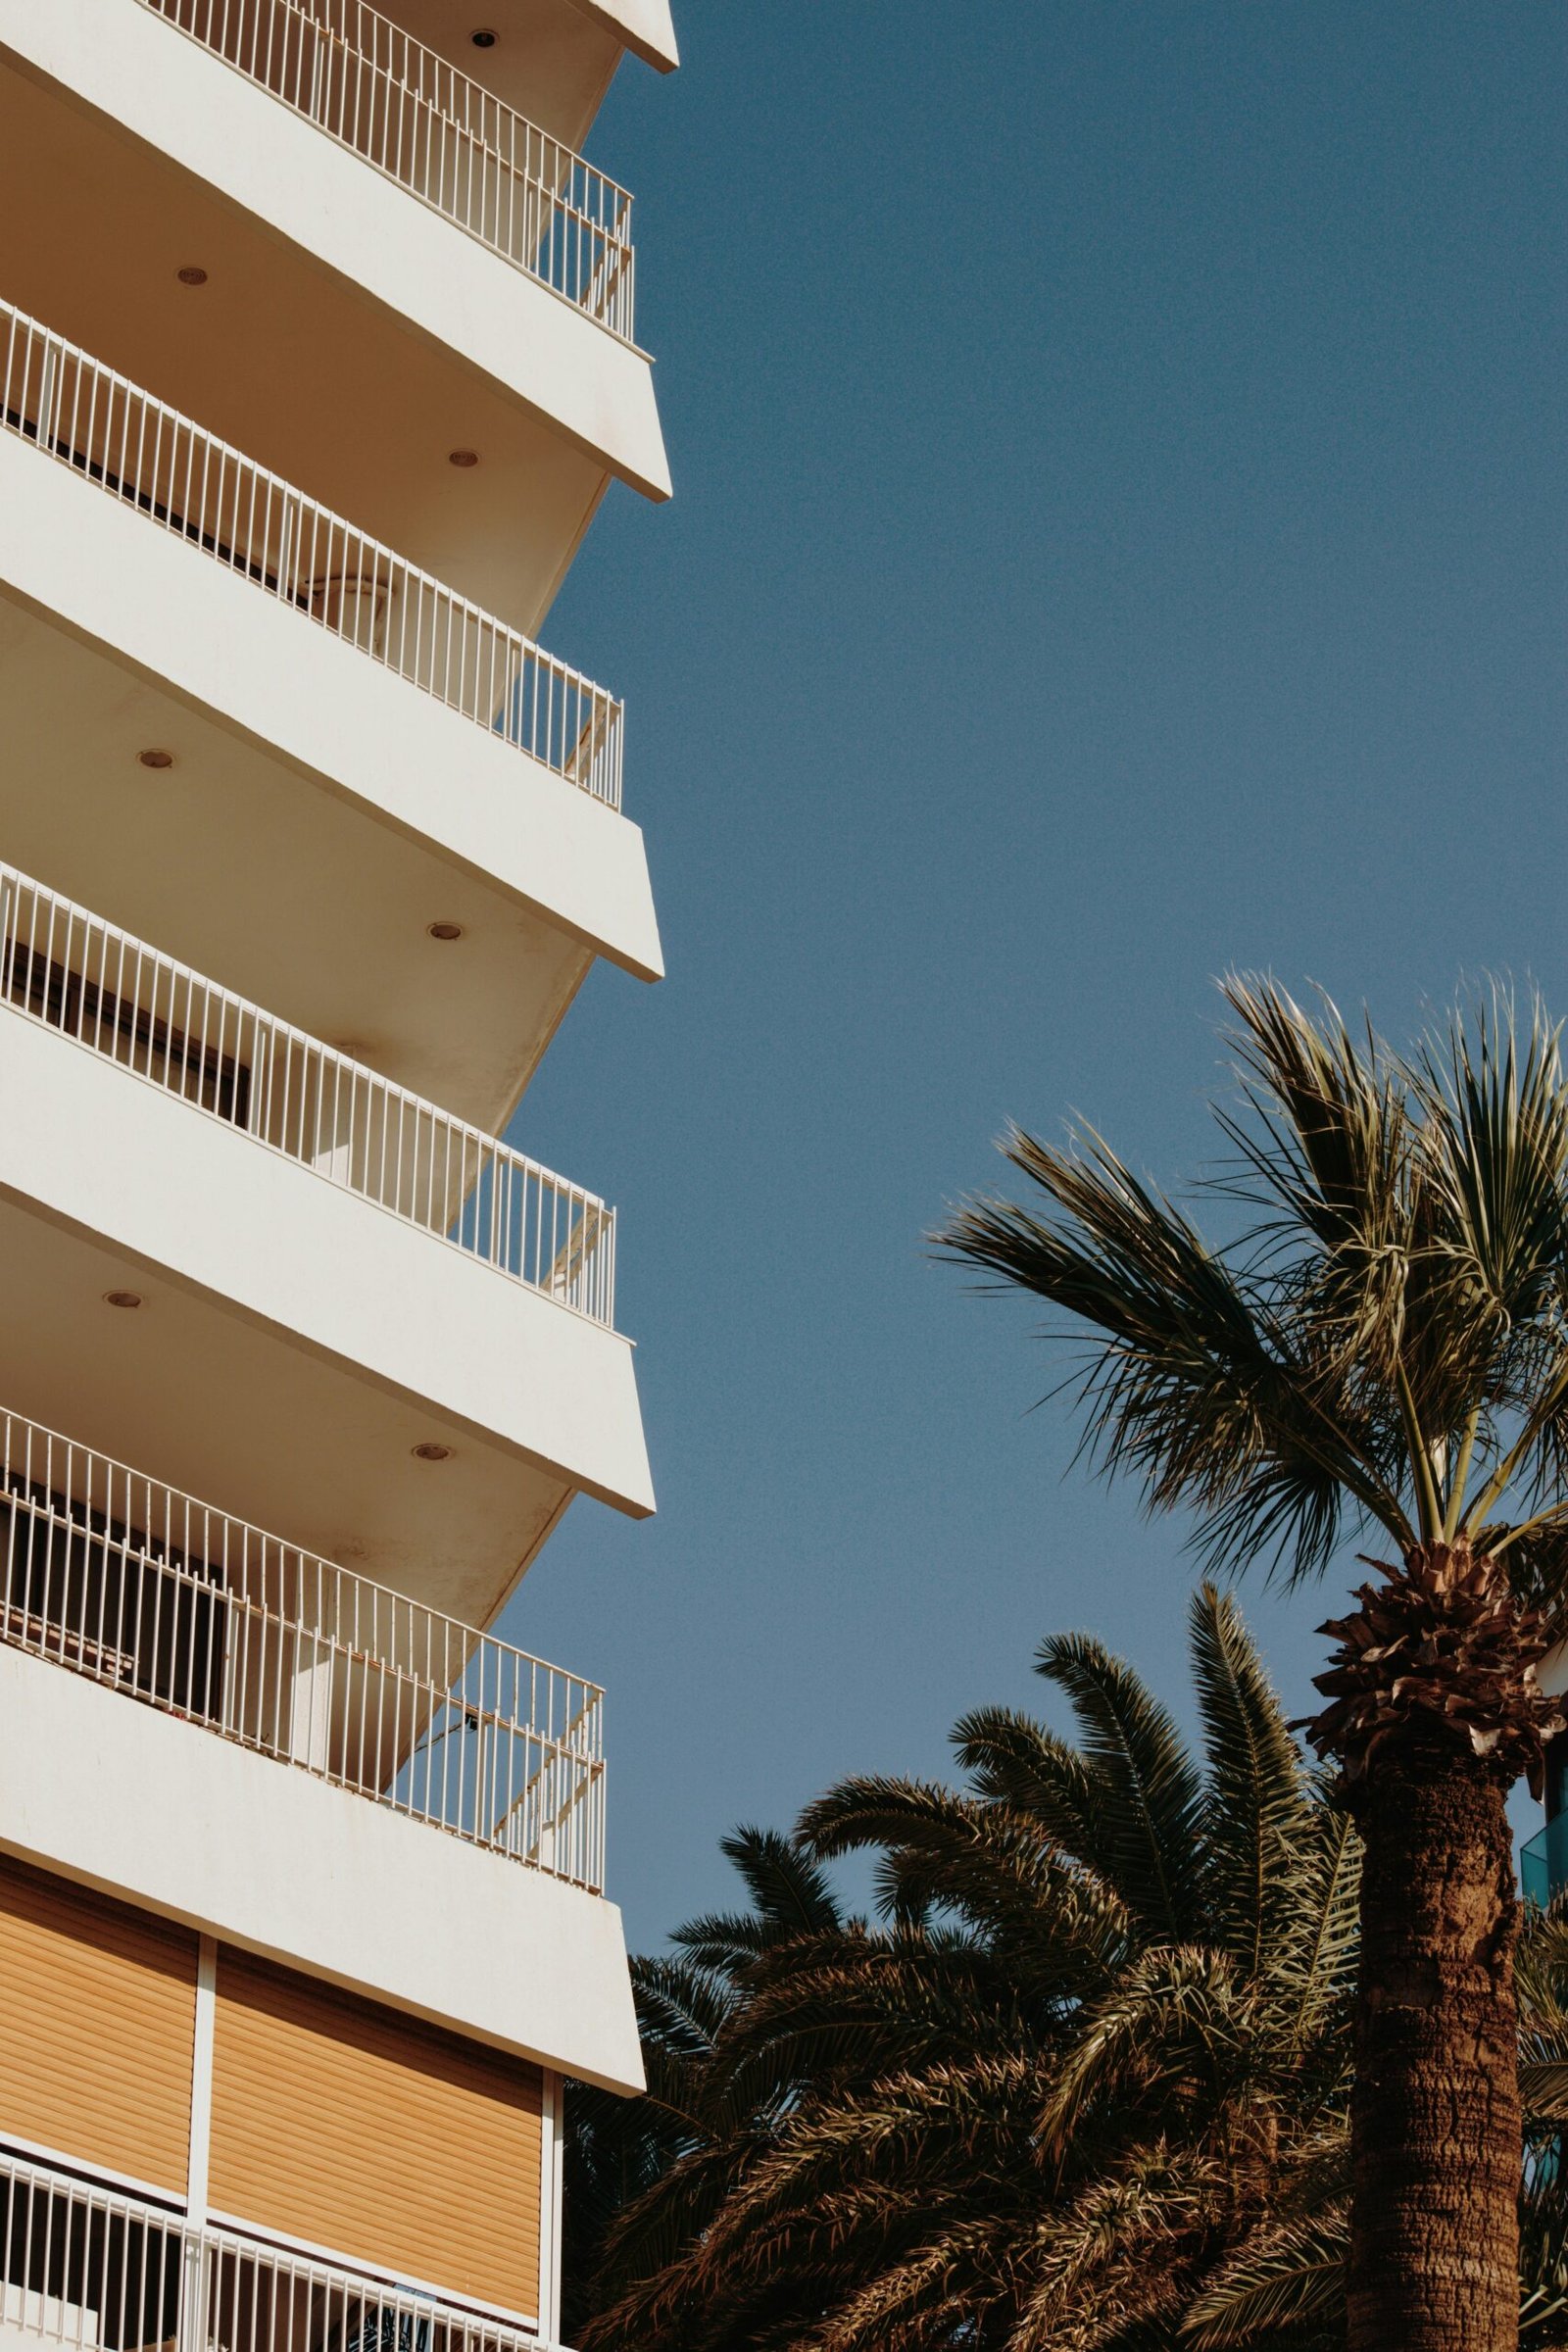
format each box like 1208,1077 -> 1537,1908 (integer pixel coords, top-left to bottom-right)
578,1586 -> 1360,2350
1186,1900 -> 1568,2347
563,1828 -> 846,2343
936,979 -> 1568,2351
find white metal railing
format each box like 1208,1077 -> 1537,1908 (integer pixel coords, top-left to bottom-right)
0,299 -> 625,808
0,2146 -> 553,2348
142,0 -> 637,342
0,862 -> 617,1331
0,1406 -> 607,1894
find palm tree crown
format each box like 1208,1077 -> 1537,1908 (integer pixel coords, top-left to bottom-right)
577,1588 -> 1358,2351
939,979 -> 1568,1609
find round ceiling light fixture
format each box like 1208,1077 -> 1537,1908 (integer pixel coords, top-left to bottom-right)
412,1442 -> 453,1462
137,749 -> 174,770
470,27 -> 498,47
176,266 -> 209,287
427,921 -> 464,942
104,1290 -> 144,1310
448,449 -> 479,469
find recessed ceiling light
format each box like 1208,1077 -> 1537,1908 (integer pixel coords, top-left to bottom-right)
448,449 -> 479,469
470,27 -> 498,47
137,749 -> 174,770
412,1442 -> 453,1462
104,1290 -> 143,1310
176,267 -> 209,287
427,921 -> 464,942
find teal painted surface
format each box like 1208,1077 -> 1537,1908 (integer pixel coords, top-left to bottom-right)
1522,1818 -> 1568,1907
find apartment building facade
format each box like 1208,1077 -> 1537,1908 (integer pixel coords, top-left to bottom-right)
0,2 -> 675,2345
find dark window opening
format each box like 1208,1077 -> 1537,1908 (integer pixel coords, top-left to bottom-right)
1,942 -> 251,1127
0,1473 -> 227,1722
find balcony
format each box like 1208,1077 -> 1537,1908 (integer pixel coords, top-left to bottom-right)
1,301 -> 623,811
142,0 -> 637,345
0,0 -> 671,600
0,873 -> 653,1621
0,303 -> 661,1132
0,2146 -> 561,2350
0,1404 -> 604,1895
0,864 -> 616,1331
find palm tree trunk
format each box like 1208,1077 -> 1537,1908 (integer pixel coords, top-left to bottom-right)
1348,1742 -> 1521,2350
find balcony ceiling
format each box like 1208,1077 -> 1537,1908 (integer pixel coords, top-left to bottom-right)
0,1186 -> 578,1632
0,52 -> 612,641
0,592 -> 597,1132
389,0 -> 624,150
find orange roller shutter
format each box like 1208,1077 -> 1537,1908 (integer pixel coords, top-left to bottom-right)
0,1855 -> 196,2195
209,1951 -> 542,2323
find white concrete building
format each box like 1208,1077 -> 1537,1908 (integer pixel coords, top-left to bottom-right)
0,2 -> 674,2342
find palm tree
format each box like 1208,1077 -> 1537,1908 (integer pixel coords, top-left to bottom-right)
578,1586 -> 1359,2350
563,1828 -> 846,2342
1184,1899 -> 1568,2347
936,979 -> 1568,2351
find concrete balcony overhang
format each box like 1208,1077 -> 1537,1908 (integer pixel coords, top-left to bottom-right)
565,0 -> 679,76
0,1642 -> 644,2093
388,0 -> 676,148
0,0 -> 671,640
0,427 -> 662,1131
0,1006 -> 655,1629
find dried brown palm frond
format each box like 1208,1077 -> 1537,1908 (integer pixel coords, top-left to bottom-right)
1303,1538 -> 1563,1797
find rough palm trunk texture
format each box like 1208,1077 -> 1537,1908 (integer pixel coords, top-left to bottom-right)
1348,1745 -> 1520,2352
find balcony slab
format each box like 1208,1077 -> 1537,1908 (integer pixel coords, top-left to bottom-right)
0,1007 -> 655,1626
0,1641 -> 644,2093
0,1 -> 670,639
0,431 -> 662,1130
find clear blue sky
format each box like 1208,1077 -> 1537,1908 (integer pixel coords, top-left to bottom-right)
501,1 -> 1567,1947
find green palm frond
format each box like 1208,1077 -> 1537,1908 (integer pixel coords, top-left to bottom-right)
798,1775 -> 1131,1984
575,1588 -> 1367,2351
1033,1946 -> 1250,2165
1522,2153 -> 1568,2340
1215,977 -> 1405,1274
936,1111 -> 1409,1579
1501,1523 -> 1568,1648
669,1829 -> 845,1975
1409,989 -> 1568,1456
725,1824 -> 847,1936
951,1702 -> 1108,1861
629,1953 -> 738,2061
941,976 -> 1568,1574
1269,1804 -> 1359,2072
1017,2141 -> 1235,2350
1034,1630 -> 1206,1940
1187,1582 -> 1314,1982
720,1929 -> 1033,2100
1179,2208 -> 1348,2347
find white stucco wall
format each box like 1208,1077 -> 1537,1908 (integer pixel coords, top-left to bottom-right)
0,1642 -> 645,2094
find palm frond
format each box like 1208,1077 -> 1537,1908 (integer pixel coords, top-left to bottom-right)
799,1774 -> 1131,1984
1179,2208 -> 1348,2347
1033,1946 -> 1250,2164
951,1703 -> 1108,1862
1187,1581 -> 1314,1982
1409,987 -> 1568,1460
936,1111 -> 1411,1578
1035,1631 -> 1205,1940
